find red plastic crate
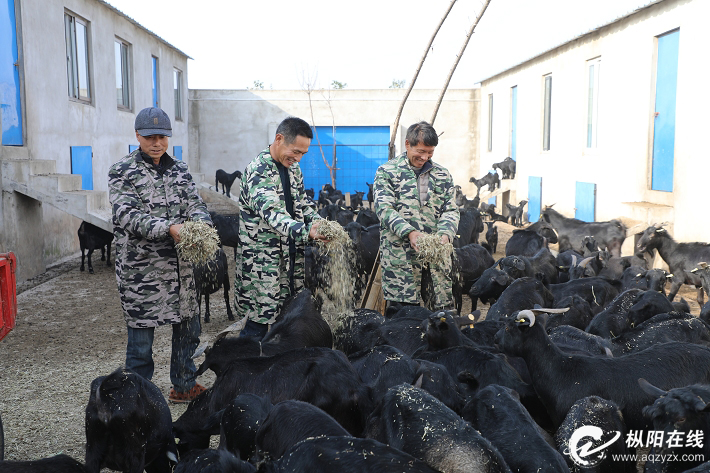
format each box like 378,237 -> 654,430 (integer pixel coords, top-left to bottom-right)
0,252 -> 17,342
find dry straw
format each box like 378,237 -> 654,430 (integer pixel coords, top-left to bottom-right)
176,220 -> 221,264
416,233 -> 454,266
314,220 -> 357,326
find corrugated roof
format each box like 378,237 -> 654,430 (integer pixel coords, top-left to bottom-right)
97,0 -> 192,59
477,0 -> 665,84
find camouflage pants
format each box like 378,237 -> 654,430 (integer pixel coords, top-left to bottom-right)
381,242 -> 453,310
234,244 -> 305,324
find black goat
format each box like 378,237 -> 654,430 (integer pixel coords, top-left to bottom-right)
470,171 -> 500,193
541,205 -> 626,257
193,248 -> 233,323
215,169 -> 242,198
209,212 -> 239,260
640,379 -> 710,473
485,222 -> 498,254
506,200 -> 527,227
495,310 -> 710,430
78,221 -> 114,274
637,225 -> 710,303
492,157 -> 516,179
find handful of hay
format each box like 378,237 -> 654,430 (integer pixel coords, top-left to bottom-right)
314,220 -> 351,255
313,220 -> 357,325
176,220 -> 220,264
416,233 -> 454,266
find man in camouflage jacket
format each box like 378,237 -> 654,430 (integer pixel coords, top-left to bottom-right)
374,121 -> 459,310
235,117 -> 325,337
109,107 -> 211,403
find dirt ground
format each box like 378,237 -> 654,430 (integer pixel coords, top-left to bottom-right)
0,220 -> 702,465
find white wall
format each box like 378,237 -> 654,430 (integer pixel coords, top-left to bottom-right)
18,0 -> 190,190
1,0 -> 190,279
189,88 -> 480,195
479,0 -> 708,243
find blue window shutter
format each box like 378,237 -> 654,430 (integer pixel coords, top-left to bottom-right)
129,145 -> 138,153
71,146 -> 93,190
173,145 -> 182,161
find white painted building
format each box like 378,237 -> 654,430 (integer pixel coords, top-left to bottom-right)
478,0 -> 708,250
1,0 -> 191,280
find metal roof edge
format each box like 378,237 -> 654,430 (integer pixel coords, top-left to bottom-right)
476,0 -> 667,84
97,0 -> 192,60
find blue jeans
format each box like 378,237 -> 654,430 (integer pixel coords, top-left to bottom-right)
239,319 -> 268,339
126,315 -> 202,392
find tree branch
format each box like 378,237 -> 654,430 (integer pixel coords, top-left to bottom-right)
388,0 -> 458,160
430,0 -> 492,126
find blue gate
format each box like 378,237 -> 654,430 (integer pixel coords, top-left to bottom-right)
301,126 -> 389,198
575,181 -> 596,222
651,30 -> 680,192
528,176 -> 542,222
71,146 -> 93,190
1,0 -> 23,145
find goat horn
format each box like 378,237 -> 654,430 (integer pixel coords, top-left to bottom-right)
579,256 -> 594,268
530,307 -> 570,314
516,309 -> 536,327
638,378 -> 667,397
191,342 -> 209,359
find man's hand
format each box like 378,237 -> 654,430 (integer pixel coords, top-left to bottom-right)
309,221 -> 329,242
440,234 -> 450,245
169,224 -> 183,243
408,230 -> 423,251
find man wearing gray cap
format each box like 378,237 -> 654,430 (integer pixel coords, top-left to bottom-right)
108,106 -> 212,403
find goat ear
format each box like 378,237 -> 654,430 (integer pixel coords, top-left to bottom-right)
494,272 -> 509,285
638,378 -> 667,397
457,371 -> 479,391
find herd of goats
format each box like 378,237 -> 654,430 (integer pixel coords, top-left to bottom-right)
14,155 -> 710,472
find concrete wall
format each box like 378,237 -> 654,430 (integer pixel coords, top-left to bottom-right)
0,0 -> 190,281
479,0 -> 707,243
189,88 -> 480,196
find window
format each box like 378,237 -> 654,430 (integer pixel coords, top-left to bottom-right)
543,75 -> 552,151
586,58 -> 601,148
64,12 -> 91,102
115,39 -> 131,109
152,56 -> 159,108
487,94 -> 493,152
174,68 -> 183,121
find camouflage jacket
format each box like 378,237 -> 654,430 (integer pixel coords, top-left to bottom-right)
235,148 -> 322,324
374,152 -> 459,304
109,149 -> 211,328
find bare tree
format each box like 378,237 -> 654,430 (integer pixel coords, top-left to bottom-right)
388,0 -> 458,160
299,69 -> 337,187
431,0 -> 492,125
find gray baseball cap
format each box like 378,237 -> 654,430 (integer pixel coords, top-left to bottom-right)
135,107 -> 172,137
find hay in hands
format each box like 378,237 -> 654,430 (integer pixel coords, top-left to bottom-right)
416,233 -> 454,267
315,220 -> 351,252
313,220 -> 357,326
176,220 -> 220,264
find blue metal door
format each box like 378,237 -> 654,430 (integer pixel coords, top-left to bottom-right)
651,30 -> 680,192
129,145 -> 138,153
528,176 -> 542,222
575,181 -> 596,222
488,196 -> 496,206
173,145 -> 182,161
1,0 -> 23,145
511,86 -> 517,161
71,146 -> 93,190
301,126 -> 389,196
